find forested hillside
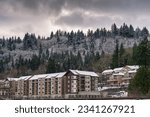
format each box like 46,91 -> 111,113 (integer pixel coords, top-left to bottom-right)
0,23 -> 149,78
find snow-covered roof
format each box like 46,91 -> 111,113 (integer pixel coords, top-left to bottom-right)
45,73 -> 58,79
0,80 -> 5,83
46,72 -> 66,79
29,74 -> 48,80
28,72 -> 66,80
69,70 -> 99,77
113,67 -> 123,72
19,76 -> 32,80
128,70 -> 137,74
113,72 -> 124,76
126,65 -> 139,70
102,69 -> 113,75
69,70 -> 78,75
56,72 -> 66,78
7,78 -> 19,81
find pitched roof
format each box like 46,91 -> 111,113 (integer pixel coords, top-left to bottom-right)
69,70 -> 99,77
7,78 -> 19,81
113,67 -> 123,72
102,69 -> 113,74
29,74 -> 48,80
56,72 -> 66,78
46,72 -> 66,79
28,72 -> 66,80
19,76 -> 32,80
126,65 -> 139,70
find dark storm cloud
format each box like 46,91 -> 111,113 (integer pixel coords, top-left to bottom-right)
1,0 -> 150,37
54,11 -> 116,28
1,0 -> 150,15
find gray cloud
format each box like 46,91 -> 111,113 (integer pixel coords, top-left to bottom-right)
1,0 -> 150,16
1,0 -> 150,37
54,11 -> 117,29
55,12 -> 84,26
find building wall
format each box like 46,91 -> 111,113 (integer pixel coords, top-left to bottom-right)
64,71 -> 99,95
10,80 -> 18,96
11,70 -> 99,99
0,80 -> 10,97
30,80 -> 38,97
17,80 -> 24,96
64,72 -> 78,95
38,78 -> 45,97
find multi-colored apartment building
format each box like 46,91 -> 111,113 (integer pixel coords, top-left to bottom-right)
6,70 -> 99,99
102,65 -> 139,88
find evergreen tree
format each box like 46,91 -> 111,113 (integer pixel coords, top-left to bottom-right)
39,43 -> 43,59
111,40 -> 119,68
141,27 -> 149,38
136,37 -> 150,67
46,58 -> 56,73
129,25 -> 134,37
129,37 -> 150,95
111,23 -> 118,37
30,54 -> 40,70
46,48 -> 49,59
0,60 -> 4,73
50,32 -> 54,39
122,23 -> 130,37
129,67 -> 150,95
132,43 -> 138,64
119,43 -> 125,66
94,28 -> 100,38
23,33 -> 37,50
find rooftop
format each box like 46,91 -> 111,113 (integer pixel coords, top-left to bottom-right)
19,76 -> 32,80
69,70 -> 99,77
7,78 -> 19,81
102,69 -> 113,75
29,74 -> 48,80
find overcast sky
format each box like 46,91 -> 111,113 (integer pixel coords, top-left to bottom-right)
1,0 -> 150,38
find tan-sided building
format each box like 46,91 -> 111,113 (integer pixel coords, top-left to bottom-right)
7,78 -> 19,96
101,69 -> 114,86
107,72 -> 124,87
64,70 -> 99,98
0,79 -> 10,98
17,76 -> 32,97
28,72 -> 66,98
28,74 -> 48,98
7,70 -> 100,99
45,72 -> 66,98
106,65 -> 139,88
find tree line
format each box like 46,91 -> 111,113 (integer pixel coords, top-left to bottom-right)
0,23 -> 149,76
128,37 -> 150,96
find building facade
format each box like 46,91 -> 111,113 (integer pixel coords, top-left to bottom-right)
7,70 -> 99,99
63,70 -> 99,98
102,65 -> 139,88
17,76 -> 32,97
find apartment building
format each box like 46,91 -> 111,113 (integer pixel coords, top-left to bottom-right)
107,72 -> 124,87
105,65 -> 139,88
0,78 -> 19,98
7,78 -> 19,96
6,70 -> 99,99
0,79 -> 10,97
64,70 -> 99,98
45,72 -> 66,98
17,76 -> 32,97
28,72 -> 66,98
101,69 -> 113,86
28,74 -> 47,98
